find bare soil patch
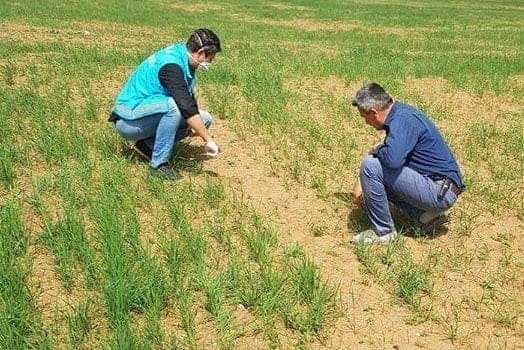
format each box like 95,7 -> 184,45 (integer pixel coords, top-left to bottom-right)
1,21 -> 174,52
403,77 -> 523,126
269,2 -> 310,12
194,72 -> 523,346
229,13 -> 434,39
198,118 -> 522,348
166,3 -> 224,13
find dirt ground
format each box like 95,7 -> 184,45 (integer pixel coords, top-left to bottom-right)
200,118 -> 523,349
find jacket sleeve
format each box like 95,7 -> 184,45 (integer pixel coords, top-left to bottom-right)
158,63 -> 198,119
375,118 -> 421,169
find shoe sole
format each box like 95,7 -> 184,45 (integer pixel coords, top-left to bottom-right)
420,215 -> 449,235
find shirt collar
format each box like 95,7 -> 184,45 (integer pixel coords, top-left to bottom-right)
384,101 -> 398,126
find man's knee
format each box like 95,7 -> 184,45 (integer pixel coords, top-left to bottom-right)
166,98 -> 183,119
115,119 -> 140,141
360,155 -> 382,178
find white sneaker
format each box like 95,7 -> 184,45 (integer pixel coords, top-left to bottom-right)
351,229 -> 398,245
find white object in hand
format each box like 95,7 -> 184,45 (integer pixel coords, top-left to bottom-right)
205,140 -> 219,157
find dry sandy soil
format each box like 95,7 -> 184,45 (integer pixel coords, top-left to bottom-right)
197,117 -> 523,349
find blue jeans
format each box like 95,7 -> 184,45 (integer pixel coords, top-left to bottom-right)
359,155 -> 458,235
115,98 -> 212,168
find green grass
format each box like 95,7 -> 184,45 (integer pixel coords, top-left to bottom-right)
66,298 -> 92,347
0,202 -> 51,348
40,210 -> 98,290
0,0 -> 522,347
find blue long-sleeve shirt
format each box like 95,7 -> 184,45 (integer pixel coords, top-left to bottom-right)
374,101 -> 465,190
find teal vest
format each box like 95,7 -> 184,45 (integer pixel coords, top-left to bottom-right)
113,43 -> 195,120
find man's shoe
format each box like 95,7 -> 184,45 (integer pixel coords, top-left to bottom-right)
134,140 -> 152,161
419,214 -> 449,235
152,164 -> 181,182
351,229 -> 398,245
419,210 -> 446,224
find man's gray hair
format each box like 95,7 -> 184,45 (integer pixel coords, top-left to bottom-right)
351,83 -> 393,112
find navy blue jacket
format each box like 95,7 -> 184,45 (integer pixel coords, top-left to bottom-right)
374,101 -> 465,190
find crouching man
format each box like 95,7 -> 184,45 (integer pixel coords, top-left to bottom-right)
109,28 -> 222,181
350,83 -> 465,245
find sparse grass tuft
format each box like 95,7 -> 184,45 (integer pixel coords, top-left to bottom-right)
66,299 -> 92,347
354,238 -> 434,317
40,209 -> 98,290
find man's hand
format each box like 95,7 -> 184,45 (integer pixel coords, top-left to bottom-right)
186,114 -> 210,142
204,140 -> 219,157
187,128 -> 197,137
351,179 -> 364,208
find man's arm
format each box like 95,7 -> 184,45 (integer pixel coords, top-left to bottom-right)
158,64 -> 198,119
374,118 -> 421,168
158,64 -> 214,146
186,115 -> 210,142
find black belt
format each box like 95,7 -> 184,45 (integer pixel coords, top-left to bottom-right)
430,176 -> 462,198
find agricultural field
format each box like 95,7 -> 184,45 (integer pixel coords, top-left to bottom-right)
0,0 -> 522,349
